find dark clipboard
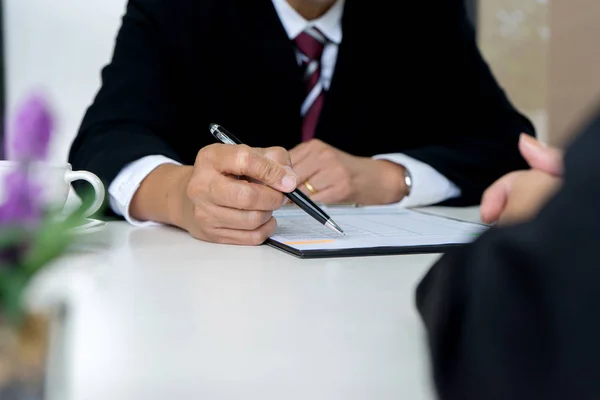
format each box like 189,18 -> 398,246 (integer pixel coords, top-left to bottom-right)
264,210 -> 489,259
265,239 -> 467,259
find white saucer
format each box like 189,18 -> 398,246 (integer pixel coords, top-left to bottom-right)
68,218 -> 107,234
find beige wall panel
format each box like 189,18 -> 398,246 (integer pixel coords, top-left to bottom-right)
548,0 -> 600,147
477,0 -> 549,142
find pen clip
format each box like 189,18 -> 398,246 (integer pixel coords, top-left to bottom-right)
209,123 -> 243,145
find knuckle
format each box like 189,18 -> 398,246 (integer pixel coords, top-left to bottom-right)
248,211 -> 267,228
235,145 -> 253,173
321,148 -> 336,161
271,146 -> 288,158
197,144 -> 218,164
237,185 -> 258,208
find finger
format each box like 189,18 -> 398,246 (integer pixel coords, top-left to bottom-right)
480,172 -> 521,224
290,139 -> 320,167
204,203 -> 273,230
289,142 -> 308,166
202,144 -> 297,192
302,169 -> 335,193
260,146 -> 293,168
519,134 -> 564,176
208,175 -> 286,211
293,155 -> 324,184
294,181 -> 319,198
211,217 -> 278,246
310,185 -> 346,204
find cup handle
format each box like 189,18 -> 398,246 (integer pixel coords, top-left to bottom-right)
64,170 -> 106,218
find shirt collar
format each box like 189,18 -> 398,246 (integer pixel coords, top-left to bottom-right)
271,0 -> 344,44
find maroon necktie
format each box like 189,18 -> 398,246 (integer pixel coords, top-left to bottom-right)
294,27 -> 327,142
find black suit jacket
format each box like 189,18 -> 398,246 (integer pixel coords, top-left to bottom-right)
416,108 -> 600,399
68,0 -> 534,207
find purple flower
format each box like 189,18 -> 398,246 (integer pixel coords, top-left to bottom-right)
0,168 -> 42,226
7,93 -> 54,161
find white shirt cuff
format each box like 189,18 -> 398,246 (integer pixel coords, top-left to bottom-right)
108,155 -> 182,226
373,153 -> 461,208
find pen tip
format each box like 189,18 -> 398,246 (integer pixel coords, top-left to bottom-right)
325,219 -> 345,236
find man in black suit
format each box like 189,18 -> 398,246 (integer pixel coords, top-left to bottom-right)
69,0 -> 534,244
416,108 -> 600,399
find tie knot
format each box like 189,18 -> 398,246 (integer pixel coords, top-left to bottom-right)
294,27 -> 326,62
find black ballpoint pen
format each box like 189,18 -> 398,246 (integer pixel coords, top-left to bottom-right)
209,123 -> 345,235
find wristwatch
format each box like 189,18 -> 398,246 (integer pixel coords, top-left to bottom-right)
403,168 -> 412,197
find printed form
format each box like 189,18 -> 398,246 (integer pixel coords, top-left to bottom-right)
270,205 -> 488,253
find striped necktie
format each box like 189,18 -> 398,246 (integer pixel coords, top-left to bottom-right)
294,27 -> 327,142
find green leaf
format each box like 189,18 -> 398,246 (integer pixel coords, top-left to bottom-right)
21,217 -> 72,276
20,187 -> 97,276
0,187 -> 102,324
0,269 -> 28,326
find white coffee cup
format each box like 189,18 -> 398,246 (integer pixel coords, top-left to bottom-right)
0,160 -> 105,218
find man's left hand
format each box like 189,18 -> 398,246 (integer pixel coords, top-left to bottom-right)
289,139 -> 408,205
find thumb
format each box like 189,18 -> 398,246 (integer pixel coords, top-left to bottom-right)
252,153 -> 298,193
249,147 -> 296,193
519,134 -> 564,176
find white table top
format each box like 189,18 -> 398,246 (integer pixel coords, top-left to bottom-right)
31,206 -> 482,400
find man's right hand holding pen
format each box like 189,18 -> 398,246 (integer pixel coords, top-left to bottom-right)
129,144 -> 299,245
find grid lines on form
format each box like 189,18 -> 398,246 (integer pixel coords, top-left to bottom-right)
274,211 -> 479,241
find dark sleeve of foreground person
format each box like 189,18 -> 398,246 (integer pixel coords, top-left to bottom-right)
416,109 -> 600,400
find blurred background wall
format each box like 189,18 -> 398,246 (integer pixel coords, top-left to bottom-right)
4,0 -> 127,162
548,0 -> 600,147
476,0 -> 549,143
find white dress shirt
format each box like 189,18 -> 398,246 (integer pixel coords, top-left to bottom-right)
109,0 -> 461,225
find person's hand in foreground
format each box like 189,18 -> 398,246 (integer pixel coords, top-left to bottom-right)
289,139 -> 409,205
130,144 -> 298,245
480,134 -> 563,225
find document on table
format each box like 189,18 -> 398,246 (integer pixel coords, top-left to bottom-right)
267,206 -> 488,258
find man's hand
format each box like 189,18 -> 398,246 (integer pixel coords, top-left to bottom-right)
481,134 -> 564,225
289,139 -> 408,205
131,144 -> 297,245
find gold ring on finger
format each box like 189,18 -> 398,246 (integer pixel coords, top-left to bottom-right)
304,181 -> 317,194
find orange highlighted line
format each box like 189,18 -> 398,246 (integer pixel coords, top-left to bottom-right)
284,239 -> 335,245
